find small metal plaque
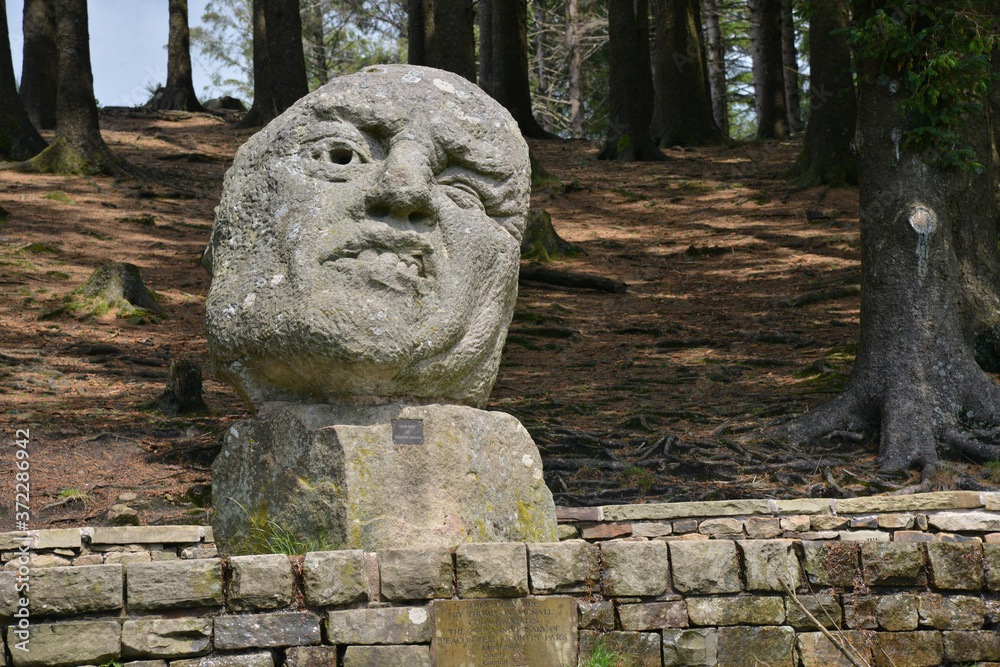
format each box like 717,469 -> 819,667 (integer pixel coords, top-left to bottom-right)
433,597 -> 577,666
392,418 -> 424,445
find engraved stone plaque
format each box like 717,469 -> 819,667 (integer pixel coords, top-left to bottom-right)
392,418 -> 424,445
433,597 -> 577,666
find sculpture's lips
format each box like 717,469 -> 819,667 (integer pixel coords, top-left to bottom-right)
320,230 -> 435,280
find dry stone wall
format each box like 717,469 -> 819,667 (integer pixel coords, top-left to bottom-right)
0,492 -> 997,666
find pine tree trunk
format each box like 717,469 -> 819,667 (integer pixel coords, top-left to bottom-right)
238,0 -> 275,127
749,0 -> 788,139
19,0 -> 57,130
417,0 -> 476,82
649,0 -> 726,146
780,0 -> 801,133
147,0 -> 204,111
565,0 -> 584,137
265,0 -> 308,114
1,0 -> 47,160
702,0 -> 728,136
788,0 -> 855,186
302,1 -> 328,88
408,0 -> 426,65
598,0 -> 664,160
533,0 -> 552,134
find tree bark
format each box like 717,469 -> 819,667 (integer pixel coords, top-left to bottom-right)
264,0 -> 308,114
788,0 -> 855,186
19,0 -> 57,130
598,0 -> 664,160
565,0 -> 584,138
411,0 -> 476,82
702,0 -> 728,136
147,0 -> 205,111
237,0 -> 275,128
780,0 -> 801,133
748,0 -> 789,139
533,0 -> 553,134
408,0 -> 426,65
0,0 -> 47,160
649,0 -> 726,146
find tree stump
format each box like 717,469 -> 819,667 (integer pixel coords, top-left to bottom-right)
155,359 -> 206,414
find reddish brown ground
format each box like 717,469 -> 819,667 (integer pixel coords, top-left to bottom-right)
0,109 -> 990,529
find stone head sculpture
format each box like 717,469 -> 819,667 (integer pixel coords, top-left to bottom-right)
204,65 -> 531,408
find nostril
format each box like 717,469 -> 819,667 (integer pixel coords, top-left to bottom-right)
409,212 -> 430,225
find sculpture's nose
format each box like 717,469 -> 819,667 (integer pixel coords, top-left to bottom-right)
365,141 -> 436,226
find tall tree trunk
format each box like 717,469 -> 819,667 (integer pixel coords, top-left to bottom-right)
483,0 -> 556,139
413,0 -> 476,82
303,1 -> 328,88
702,0 -> 728,136
19,0 -> 57,130
237,0 -> 274,128
598,0 -> 664,160
1,0 -> 47,160
748,0 -> 788,139
265,0 -> 308,114
478,0 -> 493,94
780,0 -> 801,133
565,0 -> 585,137
788,0 -> 855,186
533,0 -> 552,134
407,0 -> 426,65
649,0 -> 726,146
147,0 -> 205,111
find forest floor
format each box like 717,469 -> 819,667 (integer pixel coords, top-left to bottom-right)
0,108 -> 994,530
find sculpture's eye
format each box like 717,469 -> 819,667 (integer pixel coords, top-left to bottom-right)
439,177 -> 485,211
310,146 -> 361,165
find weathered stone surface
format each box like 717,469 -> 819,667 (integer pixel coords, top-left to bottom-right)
73,554 -> 105,566
579,630 -> 661,667
456,542 -> 528,598
926,542 -> 985,589
698,518 -> 743,535
122,618 -> 212,658
213,404 -> 556,552
90,526 -> 201,545
0,532 -> 30,550
739,540 -> 800,592
938,532 -> 983,543
774,499 -> 833,514
673,519 -> 699,533
784,594 -> 843,630
528,540 -> 600,594
31,529 -> 82,549
556,507 -> 603,522
302,550 -> 368,607
669,540 -> 740,594
687,596 -> 785,626
285,647 -> 340,667
927,511 -> 1000,532
600,540 -> 668,597
378,546 -> 453,600
2,553 -> 70,570
343,646 -> 431,667
878,513 -> 915,529
123,661 -> 166,667
632,522 -> 672,538
779,515 -> 810,532
127,560 -> 223,610
7,620 -> 120,667
557,524 -> 579,540
105,551 -> 152,566
873,631 -> 944,667
850,516 -> 878,528
181,546 -> 218,559
987,544 -> 1000,590
29,564 -> 122,616
840,529 -> 889,541
619,601 -> 688,630
810,514 -> 849,531
581,523 -> 632,540
985,493 -> 1000,510
602,499 -> 772,521
214,611 -> 321,649
717,625 -> 795,667
744,516 -> 782,539
861,542 -> 924,585
662,628 -> 717,666
895,530 -> 935,542
171,652 -> 273,667
918,594 -> 986,630
797,631 -> 873,667
943,631 -> 1000,661
836,491 -> 981,513
578,600 -> 615,630
227,554 -> 295,610
326,606 -> 430,644
875,593 -> 918,631
801,542 -> 858,587
844,594 -> 879,629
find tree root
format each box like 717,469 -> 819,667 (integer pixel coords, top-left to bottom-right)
941,427 -> 1000,463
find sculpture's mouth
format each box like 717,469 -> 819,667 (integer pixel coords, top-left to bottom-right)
320,231 -> 435,281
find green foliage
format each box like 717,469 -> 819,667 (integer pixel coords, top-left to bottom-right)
576,638 -> 640,667
849,1 -> 998,173
238,504 -> 340,556
41,191 -> 75,205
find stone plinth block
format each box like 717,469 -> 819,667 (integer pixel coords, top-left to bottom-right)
343,646 -> 431,667
528,540 -> 600,595
986,544 -> 1000,590
456,542 -> 528,598
302,550 -> 368,607
926,542 -> 985,589
378,546 -> 454,600
579,601 -> 615,631
122,618 -> 212,658
797,631 -> 872,667
212,403 -> 557,552
717,625 -> 794,667
875,593 -> 918,631
30,564 -> 123,616
579,630 -> 661,667
171,653 -> 273,667
861,542 -> 925,585
600,540 -> 668,597
801,542 -> 858,587
943,631 -> 1000,662
127,560 -> 223,611
7,620 -> 121,667
669,540 -> 740,594
228,554 -> 295,611
918,594 -> 985,630
687,596 -> 785,626
662,628 -> 718,666
873,631 -> 943,667
739,540 -> 800,592
285,647 -> 339,667
784,594 -> 842,630
327,606 -> 431,644
214,611 -> 322,649
619,601 -> 688,630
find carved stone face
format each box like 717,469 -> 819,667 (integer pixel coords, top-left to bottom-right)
205,65 -> 531,408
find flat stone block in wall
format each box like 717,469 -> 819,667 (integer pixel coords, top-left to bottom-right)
843,594 -> 878,629
578,600 -> 615,630
122,618 -> 212,658
105,552 -> 152,566
29,564 -> 122,616
779,515 -> 810,533
215,611 -> 321,649
7,620 -> 120,667
124,660 -> 166,667
698,518 -> 743,535
840,529 -> 889,541
895,530 -> 935,542
926,542 -> 985,589
91,526 -> 202,545
918,594 -> 986,630
687,595 -> 784,626
600,540 -> 668,597
784,594 -> 842,630
800,542 -> 858,587
455,543 -> 528,598
378,546 -> 453,600
662,628 -> 717,666
837,491 -> 981,513
285,647 -> 340,667
744,516 -> 781,539
875,593 -> 918,631
861,542 -> 925,585
739,540 -> 799,592
581,523 -> 632,540
928,511 -> 1000,532
878,513 -> 915,529
302,550 -> 368,606
797,631 -> 873,667
0,572 -> 15,618
774,499 -> 833,514
342,645 -> 431,667
528,540 -> 599,594
873,631 -> 944,667
327,606 -> 431,644
579,630 -> 661,667
127,560 -> 223,610
0,532 -> 29,549
986,544 -> 1000,590
632,522 -> 672,538
717,625 -> 794,667
810,514 -> 849,531
943,630 -> 1000,661
669,540 -> 739,594
619,601 -> 688,630
171,652 -> 273,667
31,529 -> 82,549
228,554 -> 295,611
